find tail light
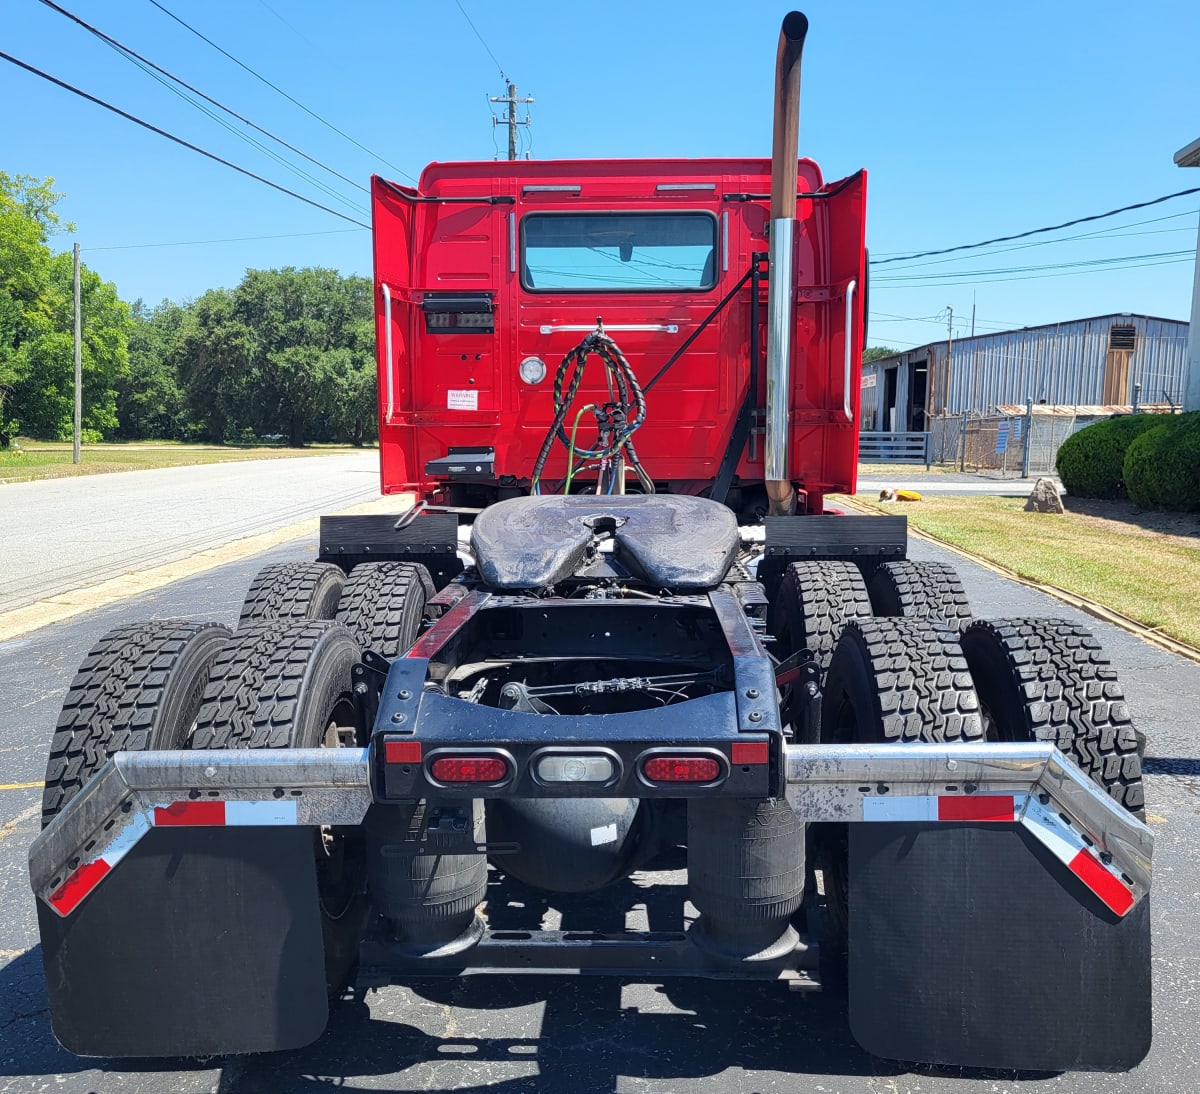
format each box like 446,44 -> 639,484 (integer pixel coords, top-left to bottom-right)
641,754 -> 723,784
429,753 -> 510,785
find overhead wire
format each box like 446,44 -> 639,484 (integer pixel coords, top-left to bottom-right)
0,50 -> 370,228
88,228 -> 365,251
876,208 -> 1199,273
874,248 -> 1194,284
871,186 -> 1200,265
145,0 -> 417,182
454,0 -> 508,82
38,0 -> 368,200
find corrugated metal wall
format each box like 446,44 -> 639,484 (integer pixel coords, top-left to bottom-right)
870,315 -> 1188,421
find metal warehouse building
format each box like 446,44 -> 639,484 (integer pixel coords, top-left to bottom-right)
861,313 -> 1189,432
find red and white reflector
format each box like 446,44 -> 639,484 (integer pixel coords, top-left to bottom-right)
45,799 -> 299,918
642,755 -> 722,784
861,794 -> 1016,823
1020,794 -> 1135,917
429,755 -> 509,784
46,809 -> 150,916
153,799 -> 299,827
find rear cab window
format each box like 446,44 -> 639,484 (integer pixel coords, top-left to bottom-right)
521,212 -> 718,292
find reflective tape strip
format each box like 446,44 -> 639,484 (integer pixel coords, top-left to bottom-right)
223,800 -> 299,826
151,799 -> 300,827
861,794 -> 1018,823
46,811 -> 150,916
1020,794 -> 1135,917
45,799 -> 302,917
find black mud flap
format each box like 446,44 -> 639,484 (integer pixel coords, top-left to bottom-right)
847,823 -> 1152,1072
37,826 -> 328,1058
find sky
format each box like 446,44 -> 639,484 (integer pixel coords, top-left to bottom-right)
4,0 -> 1199,351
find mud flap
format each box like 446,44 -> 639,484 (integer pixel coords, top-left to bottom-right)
37,826 -> 328,1058
847,823 -> 1152,1071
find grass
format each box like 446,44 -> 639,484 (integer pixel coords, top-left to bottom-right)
0,440 -> 369,484
839,493 -> 1200,650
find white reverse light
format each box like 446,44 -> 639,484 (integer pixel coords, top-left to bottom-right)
519,356 -> 547,385
535,754 -> 615,783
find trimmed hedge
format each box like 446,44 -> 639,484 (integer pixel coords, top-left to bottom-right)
1122,411 -> 1200,513
1055,414 -> 1164,499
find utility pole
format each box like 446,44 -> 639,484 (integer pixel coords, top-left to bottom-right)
946,304 -> 954,414
491,82 -> 533,160
73,242 -> 82,465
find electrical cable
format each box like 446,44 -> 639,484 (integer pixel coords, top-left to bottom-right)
454,0 -> 508,81
872,187 -> 1200,265
88,227 -> 365,251
145,0 -> 417,182
38,0 -> 368,195
0,50 -> 370,228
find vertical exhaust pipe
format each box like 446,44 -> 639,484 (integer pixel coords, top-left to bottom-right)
765,11 -> 808,516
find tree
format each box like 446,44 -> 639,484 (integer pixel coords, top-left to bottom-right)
116,299 -> 188,439
172,267 -> 377,446
0,172 -> 68,443
863,346 -> 900,363
0,172 -> 128,443
8,253 -> 130,440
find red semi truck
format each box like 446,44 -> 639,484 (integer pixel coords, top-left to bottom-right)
31,12 -> 1151,1071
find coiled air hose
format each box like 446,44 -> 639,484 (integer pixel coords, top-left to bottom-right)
530,326 -> 654,495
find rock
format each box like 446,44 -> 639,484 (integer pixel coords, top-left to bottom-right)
1024,477 -> 1064,514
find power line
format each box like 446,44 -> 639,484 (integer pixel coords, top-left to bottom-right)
38,0 -> 368,198
872,187 -> 1200,265
88,228 -> 365,251
0,50 -> 370,228
874,248 -> 1194,283
145,0 -> 417,183
454,0 -> 508,81
876,208 -> 1200,272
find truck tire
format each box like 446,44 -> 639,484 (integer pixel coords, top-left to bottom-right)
190,619 -> 368,997
867,559 -> 971,630
41,621 -> 230,828
819,618 -> 984,944
335,562 -> 433,659
768,560 -> 872,678
960,618 -> 1144,817
238,562 -> 346,627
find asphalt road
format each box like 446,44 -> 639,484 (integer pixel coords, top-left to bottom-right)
0,537 -> 1197,1093
0,451 -> 382,615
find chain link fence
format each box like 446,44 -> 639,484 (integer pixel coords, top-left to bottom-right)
929,410 -> 1092,476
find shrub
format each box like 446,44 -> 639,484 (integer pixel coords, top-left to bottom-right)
1123,412 -> 1200,513
1055,414 -> 1164,499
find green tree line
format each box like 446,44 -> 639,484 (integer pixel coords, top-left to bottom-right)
1,172 -> 377,449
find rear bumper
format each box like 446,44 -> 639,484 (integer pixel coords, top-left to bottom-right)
31,740 -> 1151,921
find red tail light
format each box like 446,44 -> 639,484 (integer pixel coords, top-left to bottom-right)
430,755 -> 509,784
642,755 -> 722,784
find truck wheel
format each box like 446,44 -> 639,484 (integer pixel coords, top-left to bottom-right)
769,561 -> 871,679
819,618 -> 984,944
190,620 -> 368,997
238,562 -> 346,626
867,559 -> 971,630
335,562 -> 433,659
41,621 -> 230,827
960,618 -> 1144,817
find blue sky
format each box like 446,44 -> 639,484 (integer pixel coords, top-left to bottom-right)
4,0 -> 1198,349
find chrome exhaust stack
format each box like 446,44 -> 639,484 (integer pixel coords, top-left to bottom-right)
765,11 -> 808,516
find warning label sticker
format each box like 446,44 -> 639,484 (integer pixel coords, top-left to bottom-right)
447,389 -> 478,411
